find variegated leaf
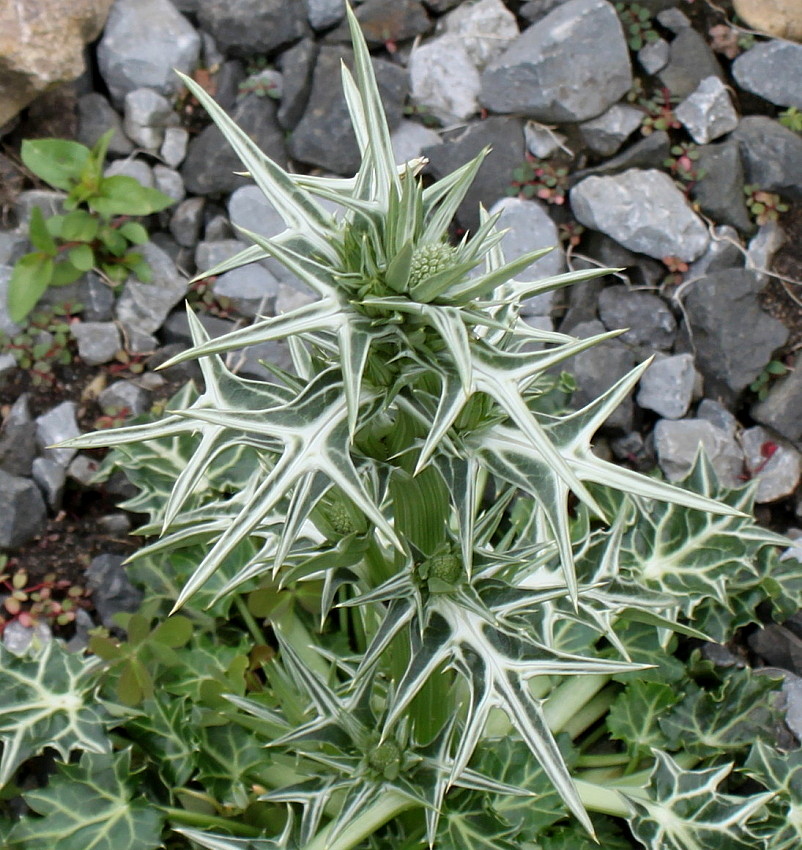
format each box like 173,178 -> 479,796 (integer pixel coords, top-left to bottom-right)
7,750 -> 163,850
625,751 -> 771,850
0,641 -> 110,787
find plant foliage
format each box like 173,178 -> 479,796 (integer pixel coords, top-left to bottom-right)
2,5 -> 801,849
8,130 -> 174,321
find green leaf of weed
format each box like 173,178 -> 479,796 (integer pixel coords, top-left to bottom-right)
21,138 -> 89,190
8,253 -> 53,322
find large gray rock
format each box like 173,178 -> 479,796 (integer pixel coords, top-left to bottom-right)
439,0 -> 519,70
657,28 -> 724,98
123,88 -> 178,150
212,264 -> 282,317
423,116 -> 525,232
732,39 -> 802,110
0,469 -> 47,549
488,197 -> 564,317
579,104 -> 643,157
408,35 -> 481,124
76,92 -> 133,156
691,140 -> 753,235
36,401 -> 80,467
290,47 -> 408,175
562,320 -> 636,432
597,285 -> 677,351
751,366 -> 802,445
740,426 -> 801,503
683,269 -> 789,398
569,169 -> 709,262
391,120 -> 442,166
276,39 -> 318,130
97,0 -> 200,106
732,117 -> 802,202
0,395 -> 36,478
674,76 -> 738,145
654,418 -> 744,487
636,353 -> 696,419
0,0 -> 112,127
86,554 -> 143,630
480,0 -> 631,122
197,0 -> 308,57
182,94 -> 288,196
70,321 -> 122,366
115,241 -> 188,336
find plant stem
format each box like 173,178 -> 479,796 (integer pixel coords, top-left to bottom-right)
234,594 -> 268,645
304,790 -> 415,850
162,806 -> 263,836
575,752 -> 632,768
574,780 -> 633,818
560,684 -> 617,740
543,674 -> 610,734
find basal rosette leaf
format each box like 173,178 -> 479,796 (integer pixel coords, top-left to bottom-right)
7,749 -> 164,850
434,790 -> 518,850
0,641 -> 111,788
624,751 -> 771,850
607,681 -> 680,758
472,735 -> 571,839
613,453 -> 789,636
659,668 -> 783,759
743,742 -> 802,850
196,723 -> 275,810
124,694 -> 197,786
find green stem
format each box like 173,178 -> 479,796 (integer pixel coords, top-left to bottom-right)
574,780 -> 633,818
560,684 -> 617,740
543,674 -> 610,734
303,790 -> 415,850
234,595 -> 268,646
162,806 -> 263,836
575,752 -> 631,769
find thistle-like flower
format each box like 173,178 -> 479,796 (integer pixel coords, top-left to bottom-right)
60,3 -> 743,844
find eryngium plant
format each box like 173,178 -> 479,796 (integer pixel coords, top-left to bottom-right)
37,5 -> 799,849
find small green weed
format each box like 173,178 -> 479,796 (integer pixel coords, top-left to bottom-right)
778,107 -> 802,133
8,130 -> 174,322
0,303 -> 81,386
615,2 -> 660,51
508,158 -> 569,205
744,185 -> 789,226
0,565 -> 91,635
750,359 -> 788,400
